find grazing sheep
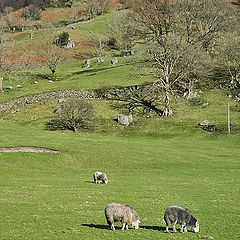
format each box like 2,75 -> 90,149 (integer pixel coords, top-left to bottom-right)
164,206 -> 199,233
105,203 -> 140,230
93,171 -> 108,184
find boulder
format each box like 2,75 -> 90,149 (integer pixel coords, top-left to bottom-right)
111,58 -> 118,65
116,114 -> 133,126
198,120 -> 209,127
83,59 -> 91,68
198,120 -> 216,132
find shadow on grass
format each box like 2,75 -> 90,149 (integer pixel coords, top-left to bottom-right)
82,224 -> 167,231
85,180 -> 94,184
140,225 -> 166,231
71,64 -> 129,76
81,224 -> 109,230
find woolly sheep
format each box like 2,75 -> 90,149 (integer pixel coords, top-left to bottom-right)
105,203 -> 140,230
164,206 -> 200,233
93,171 -> 108,184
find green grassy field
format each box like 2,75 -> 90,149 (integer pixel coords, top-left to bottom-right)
1,49 -> 239,240
0,122 -> 239,240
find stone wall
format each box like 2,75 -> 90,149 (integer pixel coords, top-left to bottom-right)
0,89 -> 97,112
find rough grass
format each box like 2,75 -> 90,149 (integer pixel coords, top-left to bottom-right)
0,58 -> 153,103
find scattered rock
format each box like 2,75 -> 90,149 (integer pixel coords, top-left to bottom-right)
63,39 -> 75,49
83,59 -> 91,68
121,50 -> 134,57
58,99 -> 66,103
96,57 -> 104,63
52,37 -> 75,49
115,114 -> 133,126
111,58 -> 118,65
199,120 -> 210,127
198,120 -> 216,132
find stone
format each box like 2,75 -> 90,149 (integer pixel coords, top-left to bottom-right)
199,120 -> 209,127
83,59 -> 91,68
111,58 -> 118,65
198,120 -> 216,132
116,114 -> 133,126
58,99 -> 66,103
96,57 -> 104,63
53,37 -> 75,49
63,39 -> 75,49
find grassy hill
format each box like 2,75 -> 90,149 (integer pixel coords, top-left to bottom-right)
0,2 -> 239,240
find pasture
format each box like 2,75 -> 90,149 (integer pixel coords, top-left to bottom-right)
0,122 -> 239,240
0,2 -> 239,239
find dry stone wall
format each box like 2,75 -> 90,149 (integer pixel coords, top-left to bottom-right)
0,89 -> 97,112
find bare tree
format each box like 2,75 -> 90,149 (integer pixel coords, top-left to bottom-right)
216,32 -> 240,92
40,41 -> 65,80
0,28 -> 12,92
128,0 -> 231,116
21,4 -> 41,39
108,12 -> 137,53
88,33 -> 108,61
2,6 -> 18,32
85,0 -> 110,19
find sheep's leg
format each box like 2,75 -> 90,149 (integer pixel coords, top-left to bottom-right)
184,226 -> 187,232
121,223 -> 126,231
125,224 -> 129,230
110,223 -> 115,230
180,224 -> 185,233
172,222 -> 177,233
165,218 -> 171,232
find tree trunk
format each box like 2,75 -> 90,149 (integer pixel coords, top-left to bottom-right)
163,85 -> 173,117
50,68 -> 56,80
30,29 -> 34,39
0,76 -> 3,93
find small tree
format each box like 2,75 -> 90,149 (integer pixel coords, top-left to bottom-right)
89,33 -> 108,61
40,40 -> 65,80
108,12 -> 137,52
215,33 -> 240,97
21,4 -> 41,39
0,30 -> 13,92
48,99 -> 96,132
21,4 -> 41,21
85,0 -> 110,19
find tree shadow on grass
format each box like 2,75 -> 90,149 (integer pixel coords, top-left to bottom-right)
81,224 -> 109,230
71,64 -> 129,76
140,225 -> 166,231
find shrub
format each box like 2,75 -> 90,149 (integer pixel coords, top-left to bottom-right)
58,31 -> 70,47
47,99 -> 96,132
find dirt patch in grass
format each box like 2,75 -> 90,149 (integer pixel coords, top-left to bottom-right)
0,147 -> 58,153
